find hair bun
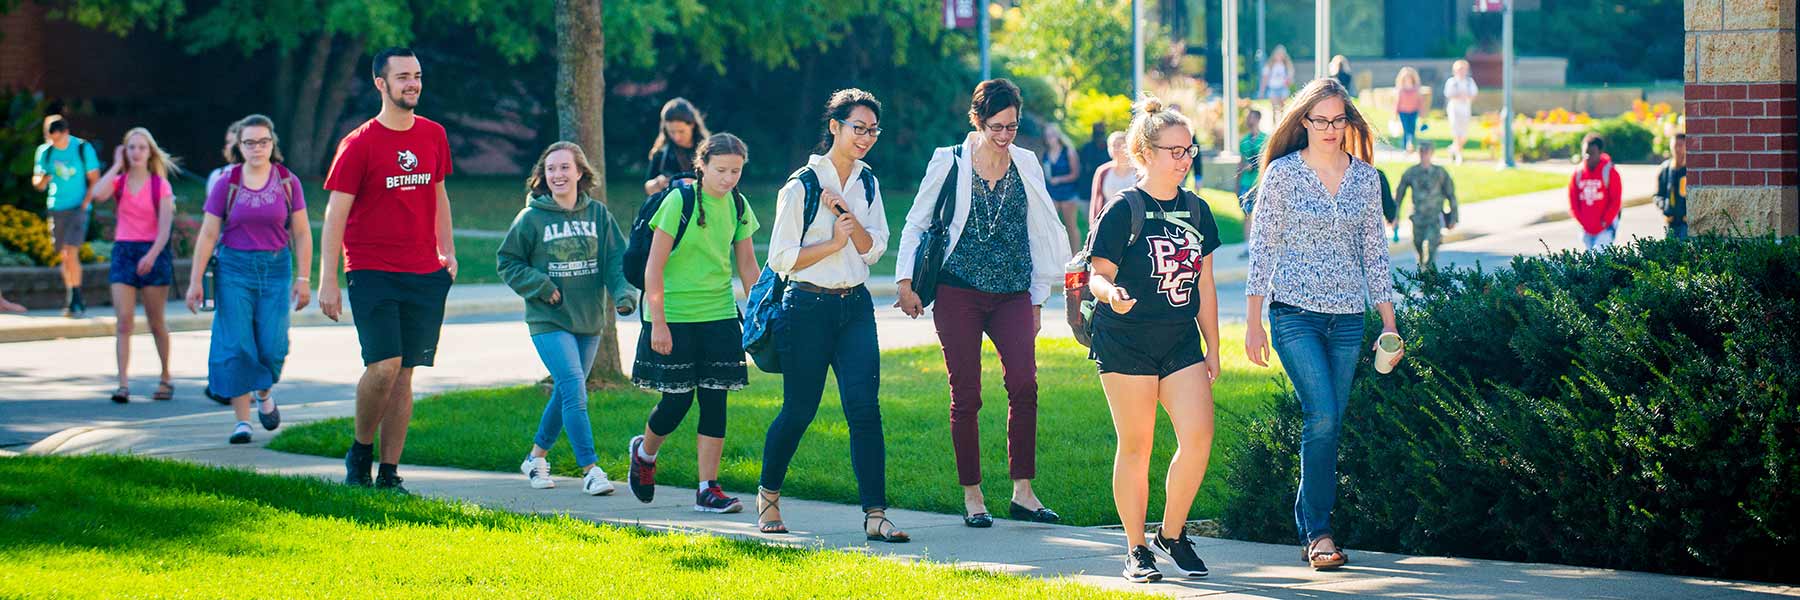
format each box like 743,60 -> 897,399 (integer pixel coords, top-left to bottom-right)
1135,95 -> 1165,115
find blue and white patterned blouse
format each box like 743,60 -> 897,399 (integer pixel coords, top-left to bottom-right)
1246,151 -> 1395,314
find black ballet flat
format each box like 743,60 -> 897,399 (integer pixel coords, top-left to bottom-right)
963,512 -> 994,528
1010,502 -> 1061,523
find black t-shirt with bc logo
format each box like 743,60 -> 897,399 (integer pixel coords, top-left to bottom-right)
1089,188 -> 1222,324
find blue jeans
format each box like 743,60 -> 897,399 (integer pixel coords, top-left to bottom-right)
759,286 -> 887,510
206,247 -> 292,400
531,330 -> 601,467
1398,111 -> 1419,151
1269,303 -> 1365,544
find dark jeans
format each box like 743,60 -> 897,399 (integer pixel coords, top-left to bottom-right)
758,285 -> 887,510
1398,111 -> 1420,150
1269,303 -> 1365,544
933,284 -> 1038,486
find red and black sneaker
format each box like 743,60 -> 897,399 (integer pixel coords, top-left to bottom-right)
627,435 -> 656,503
695,483 -> 743,514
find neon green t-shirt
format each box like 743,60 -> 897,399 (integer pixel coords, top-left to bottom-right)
649,187 -> 759,323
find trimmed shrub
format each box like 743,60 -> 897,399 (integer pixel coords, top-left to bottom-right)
1589,117 -> 1656,163
1224,236 -> 1800,583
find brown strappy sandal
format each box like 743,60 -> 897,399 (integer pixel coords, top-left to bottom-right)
757,487 -> 788,534
864,509 -> 910,543
152,380 -> 174,401
1304,536 -> 1349,570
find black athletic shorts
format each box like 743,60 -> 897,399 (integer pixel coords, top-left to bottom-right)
1090,315 -> 1205,378
347,268 -> 453,367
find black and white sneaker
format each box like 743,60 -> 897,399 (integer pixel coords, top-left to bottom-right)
694,484 -> 743,513
627,435 -> 656,503
1151,533 -> 1210,577
1123,545 -> 1163,583
228,422 -> 252,445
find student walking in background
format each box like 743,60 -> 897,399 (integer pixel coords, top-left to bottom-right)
500,141 -> 639,495
1392,67 -> 1424,152
1393,143 -> 1458,268
643,98 -> 709,198
1443,60 -> 1479,164
1237,109 -> 1269,258
1077,122 -> 1111,206
1090,132 -> 1140,224
1261,46 -> 1295,116
1569,134 -> 1622,250
1656,133 -> 1689,239
205,122 -> 244,193
1330,55 -> 1356,98
896,79 -> 1071,530
88,127 -> 179,404
1244,78 -> 1402,571
184,114 -> 312,444
757,89 -> 906,543
626,133 -> 760,514
1041,123 -> 1085,252
33,115 -> 101,318
1086,95 -> 1224,583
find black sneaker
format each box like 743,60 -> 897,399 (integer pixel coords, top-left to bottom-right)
1123,545 -> 1163,583
694,484 -> 743,513
344,444 -> 374,487
1151,533 -> 1210,577
375,472 -> 410,495
627,435 -> 656,503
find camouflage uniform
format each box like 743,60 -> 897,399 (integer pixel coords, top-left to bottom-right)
1396,164 -> 1458,268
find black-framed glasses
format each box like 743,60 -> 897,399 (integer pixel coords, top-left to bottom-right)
983,121 -> 1021,133
836,119 -> 882,137
1303,115 -> 1351,131
1153,143 -> 1200,161
239,137 -> 275,149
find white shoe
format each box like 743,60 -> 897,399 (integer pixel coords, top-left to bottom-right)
583,467 -> 616,496
521,456 -> 555,489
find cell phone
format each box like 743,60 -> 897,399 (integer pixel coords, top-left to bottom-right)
830,203 -> 847,216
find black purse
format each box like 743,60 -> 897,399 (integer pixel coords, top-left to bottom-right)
908,146 -> 962,308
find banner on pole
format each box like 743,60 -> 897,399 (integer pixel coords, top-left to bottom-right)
945,0 -> 977,29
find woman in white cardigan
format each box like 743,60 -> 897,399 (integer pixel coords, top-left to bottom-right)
895,78 -> 1072,528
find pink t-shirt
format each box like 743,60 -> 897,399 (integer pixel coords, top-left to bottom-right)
1396,87 -> 1422,113
114,175 -> 172,242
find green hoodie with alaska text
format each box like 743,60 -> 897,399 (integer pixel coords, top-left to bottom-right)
497,193 -> 638,336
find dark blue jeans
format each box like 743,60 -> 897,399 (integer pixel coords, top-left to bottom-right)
1398,111 -> 1420,150
1269,303 -> 1365,544
759,286 -> 887,511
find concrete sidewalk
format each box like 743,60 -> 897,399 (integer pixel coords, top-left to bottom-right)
25,400 -> 1795,599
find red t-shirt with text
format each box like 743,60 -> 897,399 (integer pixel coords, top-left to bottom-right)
324,116 -> 454,273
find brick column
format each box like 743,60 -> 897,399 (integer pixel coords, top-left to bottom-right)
1684,0 -> 1798,236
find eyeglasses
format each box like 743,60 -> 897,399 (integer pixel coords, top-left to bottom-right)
836,119 -> 882,138
983,122 -> 1021,133
1152,143 -> 1201,161
239,137 -> 275,149
1303,115 -> 1351,131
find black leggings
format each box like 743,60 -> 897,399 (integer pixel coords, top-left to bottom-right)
647,388 -> 727,438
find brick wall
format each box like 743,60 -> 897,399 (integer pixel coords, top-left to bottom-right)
1684,0 -> 1799,236
1684,82 -> 1798,188
0,1 -> 47,89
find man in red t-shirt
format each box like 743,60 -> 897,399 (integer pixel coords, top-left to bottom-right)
317,47 -> 457,492
1568,134 -> 1623,250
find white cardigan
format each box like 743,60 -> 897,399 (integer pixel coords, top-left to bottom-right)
895,134 -> 1072,306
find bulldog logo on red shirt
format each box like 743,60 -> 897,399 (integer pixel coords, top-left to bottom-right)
397,150 -> 419,172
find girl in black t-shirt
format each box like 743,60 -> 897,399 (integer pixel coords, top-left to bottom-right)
1084,95 -> 1222,584
642,97 -> 711,197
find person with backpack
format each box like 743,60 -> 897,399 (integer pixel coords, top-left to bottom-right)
1090,132 -> 1139,226
755,89 -> 906,542
33,115 -> 101,317
1238,109 -> 1269,258
500,141 -> 638,495
88,127 -> 180,404
1655,133 -> 1688,240
1569,133 -> 1623,250
205,121 -> 244,194
182,114 -> 312,444
894,78 -> 1071,531
1243,78 -> 1402,572
1393,143 -> 1458,268
643,98 -> 709,198
1080,95 -> 1223,583
624,133 -> 760,513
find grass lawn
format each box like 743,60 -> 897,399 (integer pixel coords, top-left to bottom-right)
0,455 -> 1142,599
1372,161 -> 1568,206
270,329 -> 1285,527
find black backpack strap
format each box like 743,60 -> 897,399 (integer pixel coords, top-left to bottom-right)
670,185 -> 697,251
1124,189 -> 1146,246
858,165 -> 879,207
793,168 -> 824,243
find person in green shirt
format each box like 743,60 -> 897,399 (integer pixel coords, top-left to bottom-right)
498,141 -> 639,496
1237,109 -> 1268,258
627,133 -> 761,514
1393,143 -> 1459,268
33,116 -> 102,316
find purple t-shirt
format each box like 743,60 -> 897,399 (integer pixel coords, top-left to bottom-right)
204,167 -> 307,251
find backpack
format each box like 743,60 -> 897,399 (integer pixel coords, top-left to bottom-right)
742,165 -> 878,373
621,181 -> 747,291
1065,188 -> 1208,348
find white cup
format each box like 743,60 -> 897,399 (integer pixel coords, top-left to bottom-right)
1374,332 -> 1404,375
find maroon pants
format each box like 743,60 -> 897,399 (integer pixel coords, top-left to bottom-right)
934,284 -> 1039,486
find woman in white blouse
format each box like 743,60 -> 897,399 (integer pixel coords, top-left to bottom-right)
1443,60 -> 1479,164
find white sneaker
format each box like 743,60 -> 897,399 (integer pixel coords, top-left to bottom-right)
583,466 -> 616,496
520,456 -> 555,489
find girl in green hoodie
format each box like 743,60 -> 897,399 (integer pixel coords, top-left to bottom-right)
498,141 -> 638,495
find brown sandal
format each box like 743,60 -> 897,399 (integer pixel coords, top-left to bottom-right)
152,380 -> 174,401
756,487 -> 788,534
1304,536 -> 1348,570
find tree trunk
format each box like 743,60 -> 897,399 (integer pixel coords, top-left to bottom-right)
556,0 -> 625,388
308,35 -> 366,177
286,33 -> 336,177
273,47 -> 298,135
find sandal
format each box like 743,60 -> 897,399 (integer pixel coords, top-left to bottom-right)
756,487 -> 788,534
110,386 -> 130,404
1304,536 -> 1349,570
864,509 -> 910,543
153,380 -> 174,401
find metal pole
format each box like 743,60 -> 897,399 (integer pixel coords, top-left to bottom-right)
1314,0 -> 1330,80
1501,0 -> 1516,168
1224,0 -> 1239,160
980,1 -> 991,81
1133,0 -> 1144,100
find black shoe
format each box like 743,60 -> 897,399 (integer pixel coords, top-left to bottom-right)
256,393 -> 280,431
1123,545 -> 1163,583
1151,533 -> 1210,577
1009,502 -> 1061,523
963,512 -> 993,528
344,445 -> 374,487
627,435 -> 656,503
375,472 -> 410,494
228,424 -> 252,445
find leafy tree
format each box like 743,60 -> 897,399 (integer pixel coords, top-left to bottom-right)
995,0 -> 1135,103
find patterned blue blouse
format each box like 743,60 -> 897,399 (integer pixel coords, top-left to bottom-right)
943,163 -> 1033,294
1246,151 -> 1395,314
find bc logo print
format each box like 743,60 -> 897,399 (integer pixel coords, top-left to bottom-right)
1146,229 -> 1206,306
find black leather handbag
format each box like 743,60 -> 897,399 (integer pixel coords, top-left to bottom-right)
909,146 -> 962,307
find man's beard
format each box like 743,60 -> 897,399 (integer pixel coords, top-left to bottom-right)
388,90 -> 419,110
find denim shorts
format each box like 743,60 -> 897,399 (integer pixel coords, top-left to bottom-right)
108,241 -> 174,288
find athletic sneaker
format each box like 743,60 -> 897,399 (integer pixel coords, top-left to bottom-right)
1151,533 -> 1210,577
375,472 -> 409,495
520,456 -> 555,489
627,435 -> 656,503
695,484 -> 743,513
582,467 -> 616,496
344,444 -> 374,487
1123,545 -> 1163,583
228,422 -> 252,445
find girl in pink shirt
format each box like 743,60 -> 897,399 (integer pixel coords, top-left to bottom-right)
88,127 -> 179,403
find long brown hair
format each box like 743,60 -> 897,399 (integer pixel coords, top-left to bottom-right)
647,97 -> 710,161
1259,78 -> 1374,180
690,132 -> 748,228
526,141 -> 599,199
227,114 -> 285,164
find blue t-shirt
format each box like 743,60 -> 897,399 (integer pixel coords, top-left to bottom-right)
33,137 -> 100,211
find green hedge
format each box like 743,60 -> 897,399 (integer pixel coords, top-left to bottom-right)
1224,236 -> 1800,583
